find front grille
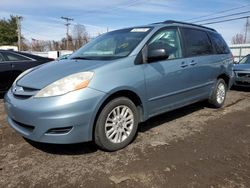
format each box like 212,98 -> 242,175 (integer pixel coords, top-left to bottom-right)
45,127 -> 73,134
237,73 -> 250,77
13,94 -> 32,100
12,119 -> 35,132
12,85 -> 39,99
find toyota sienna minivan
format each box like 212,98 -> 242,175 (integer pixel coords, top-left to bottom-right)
4,20 -> 234,151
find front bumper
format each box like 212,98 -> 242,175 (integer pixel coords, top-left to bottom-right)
233,71 -> 250,87
4,88 -> 106,144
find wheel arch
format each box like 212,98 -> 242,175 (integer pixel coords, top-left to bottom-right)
217,73 -> 230,89
91,89 -> 145,139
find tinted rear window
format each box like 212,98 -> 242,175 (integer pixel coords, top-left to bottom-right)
182,28 -> 213,57
209,32 -> 230,54
4,52 -> 30,61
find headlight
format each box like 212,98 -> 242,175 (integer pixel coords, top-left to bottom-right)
34,72 -> 94,98
13,68 -> 34,85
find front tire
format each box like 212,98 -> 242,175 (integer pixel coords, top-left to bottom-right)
94,97 -> 139,151
208,79 -> 227,108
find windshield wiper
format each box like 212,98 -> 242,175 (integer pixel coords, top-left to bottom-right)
71,56 -> 91,60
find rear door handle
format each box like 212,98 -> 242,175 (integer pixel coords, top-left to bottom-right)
190,60 -> 197,66
181,61 -> 188,68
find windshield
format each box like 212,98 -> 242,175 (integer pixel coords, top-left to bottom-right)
239,55 -> 250,64
71,27 -> 152,60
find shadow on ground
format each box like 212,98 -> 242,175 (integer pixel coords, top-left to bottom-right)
24,138 -> 98,155
138,101 -> 205,133
0,93 -> 5,99
231,86 -> 250,92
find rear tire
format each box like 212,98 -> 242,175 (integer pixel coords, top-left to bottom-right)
94,97 -> 138,151
208,79 -> 227,108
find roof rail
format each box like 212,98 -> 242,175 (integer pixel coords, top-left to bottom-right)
160,20 -> 216,32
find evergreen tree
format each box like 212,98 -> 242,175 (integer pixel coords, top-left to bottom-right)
0,15 -> 18,45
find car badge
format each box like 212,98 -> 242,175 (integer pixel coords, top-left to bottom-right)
12,85 -> 24,93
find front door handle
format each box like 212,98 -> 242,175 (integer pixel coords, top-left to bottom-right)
190,60 -> 197,66
181,62 -> 188,68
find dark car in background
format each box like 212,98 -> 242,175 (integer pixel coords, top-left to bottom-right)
0,50 -> 53,93
233,54 -> 250,87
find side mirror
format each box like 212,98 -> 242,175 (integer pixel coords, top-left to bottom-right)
148,48 -> 169,62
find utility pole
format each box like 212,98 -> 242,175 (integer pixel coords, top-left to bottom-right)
244,17 -> 250,43
61,16 -> 74,50
16,16 -> 23,51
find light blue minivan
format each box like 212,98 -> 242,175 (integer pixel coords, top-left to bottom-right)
4,20 -> 234,151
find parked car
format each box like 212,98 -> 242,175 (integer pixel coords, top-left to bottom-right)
233,54 -> 250,87
0,50 -> 53,93
4,20 -> 234,151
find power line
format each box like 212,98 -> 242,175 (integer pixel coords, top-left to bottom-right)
69,0 -> 147,20
18,0 -> 149,42
69,1 -> 146,33
68,0 -> 148,35
193,10 -> 250,23
84,0 -> 142,15
201,15 -> 250,25
184,4 -> 250,22
22,26 -> 64,39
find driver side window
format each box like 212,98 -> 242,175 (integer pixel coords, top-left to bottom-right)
149,29 -> 182,59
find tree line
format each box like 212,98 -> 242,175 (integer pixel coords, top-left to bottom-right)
27,24 -> 90,51
0,15 -> 90,51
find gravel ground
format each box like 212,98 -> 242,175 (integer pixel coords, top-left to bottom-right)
0,89 -> 250,188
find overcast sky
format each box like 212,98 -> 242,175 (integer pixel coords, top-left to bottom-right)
0,0 -> 249,44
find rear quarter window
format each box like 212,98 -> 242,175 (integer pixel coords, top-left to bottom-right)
0,53 -> 5,62
181,28 -> 213,57
4,52 -> 31,61
209,32 -> 230,54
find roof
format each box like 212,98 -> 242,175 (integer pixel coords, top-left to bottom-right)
0,49 -> 52,61
150,20 -> 217,32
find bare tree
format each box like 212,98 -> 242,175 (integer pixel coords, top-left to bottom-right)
52,40 -> 60,51
232,18 -> 250,44
19,25 -> 90,51
72,24 -> 90,50
68,35 -> 74,51
31,39 -> 51,52
232,33 -> 245,44
60,38 -> 67,50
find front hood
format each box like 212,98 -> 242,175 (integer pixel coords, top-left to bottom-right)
233,64 -> 250,71
17,59 -> 107,89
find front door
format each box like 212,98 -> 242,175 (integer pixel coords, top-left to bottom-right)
143,27 -> 194,117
